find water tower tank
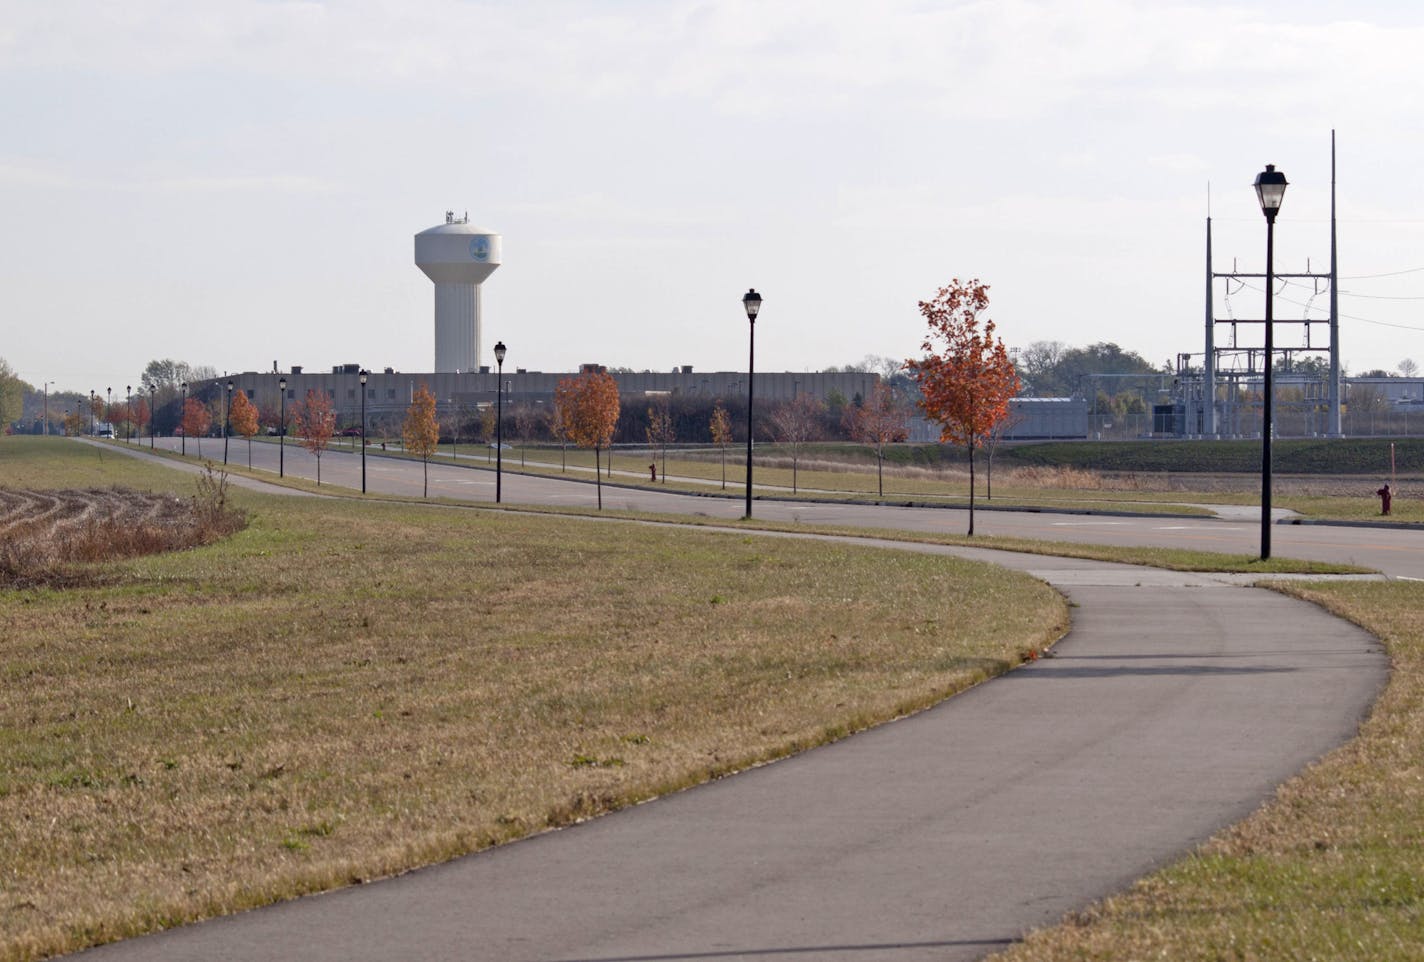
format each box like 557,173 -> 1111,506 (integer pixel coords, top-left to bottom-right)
414,211 -> 502,373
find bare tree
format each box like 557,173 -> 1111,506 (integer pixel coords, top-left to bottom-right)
844,382 -> 910,497
983,406 -> 1025,500
646,399 -> 675,482
513,402 -> 543,467
767,394 -> 825,494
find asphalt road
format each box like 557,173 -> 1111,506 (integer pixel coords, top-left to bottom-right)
78,439 -> 1396,961
126,437 -> 1424,580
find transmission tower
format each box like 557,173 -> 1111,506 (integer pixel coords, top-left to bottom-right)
1195,132 -> 1341,437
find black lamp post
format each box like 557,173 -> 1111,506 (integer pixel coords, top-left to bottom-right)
742,288 -> 762,519
494,341 -> 507,503
222,381 -> 232,464
106,387 -> 112,437
278,376 -> 287,478
1254,163 -> 1288,560
180,382 -> 187,456
359,370 -> 369,493
89,391 -> 95,435
149,385 -> 156,450
126,385 -> 132,442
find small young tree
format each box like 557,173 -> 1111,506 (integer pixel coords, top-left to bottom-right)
983,405 -> 1025,500
907,278 -> 1020,535
549,401 -> 569,472
130,397 -> 150,441
513,402 -> 542,467
767,394 -> 824,494
845,382 -> 910,497
479,404 -> 497,463
709,401 -> 732,490
554,371 -> 621,509
403,383 -> 440,497
295,389 -> 336,484
229,390 -> 260,468
181,397 -> 212,457
646,399 -> 674,483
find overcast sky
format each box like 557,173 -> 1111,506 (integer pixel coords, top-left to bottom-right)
6,0 -> 1424,395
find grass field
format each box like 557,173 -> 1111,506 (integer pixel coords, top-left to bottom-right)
0,438 -> 1067,961
410,441 -> 1420,522
214,435 -> 1422,522
989,579 -> 1424,961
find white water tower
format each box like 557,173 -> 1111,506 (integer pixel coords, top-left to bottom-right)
414,211 -> 502,373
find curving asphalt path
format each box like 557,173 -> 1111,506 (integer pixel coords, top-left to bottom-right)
78,441 -> 1392,961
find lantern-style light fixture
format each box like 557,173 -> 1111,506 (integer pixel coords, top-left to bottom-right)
743,288 -> 762,322
1254,164 -> 1288,222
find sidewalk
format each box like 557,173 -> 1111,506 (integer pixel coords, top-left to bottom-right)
81,543 -> 1386,962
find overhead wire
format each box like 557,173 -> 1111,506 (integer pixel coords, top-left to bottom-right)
1231,277 -> 1424,333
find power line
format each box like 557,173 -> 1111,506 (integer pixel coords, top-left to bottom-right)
1232,278 -> 1424,332
1341,266 -> 1424,279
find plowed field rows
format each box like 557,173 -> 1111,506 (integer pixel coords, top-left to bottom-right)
0,486 -> 234,585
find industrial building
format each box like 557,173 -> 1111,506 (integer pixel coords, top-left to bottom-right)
205,365 -> 880,432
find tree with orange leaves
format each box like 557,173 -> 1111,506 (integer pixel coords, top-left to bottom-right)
845,381 -> 911,497
709,402 -> 732,490
129,397 -> 150,441
907,278 -> 1020,535
295,389 -> 337,485
181,397 -> 212,458
229,390 -> 260,468
403,383 -> 440,497
554,371 -> 620,509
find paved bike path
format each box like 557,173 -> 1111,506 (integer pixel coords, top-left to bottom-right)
79,534 -> 1387,962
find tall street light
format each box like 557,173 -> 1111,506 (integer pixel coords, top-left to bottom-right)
89,391 -> 96,435
43,381 -> 53,436
224,380 -> 233,465
359,369 -> 369,493
149,385 -> 156,450
106,387 -> 112,437
494,341 -> 507,503
180,382 -> 188,456
742,288 -> 762,519
126,385 -> 132,442
278,376 -> 287,478
1254,163 -> 1288,561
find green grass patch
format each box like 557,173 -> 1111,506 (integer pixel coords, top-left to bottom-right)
475,503 -> 1369,576
1005,437 -> 1424,475
1276,493 -> 1424,524
989,578 -> 1424,962
0,437 -> 1067,960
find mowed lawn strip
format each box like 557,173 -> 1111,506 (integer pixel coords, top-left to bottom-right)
989,579 -> 1424,962
0,438 -> 1067,961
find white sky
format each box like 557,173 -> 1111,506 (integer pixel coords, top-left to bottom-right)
6,0 -> 1424,395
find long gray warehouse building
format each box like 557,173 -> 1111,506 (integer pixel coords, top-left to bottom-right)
199,366 -> 882,427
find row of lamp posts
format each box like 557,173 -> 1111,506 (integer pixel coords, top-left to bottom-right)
82,183 -> 1288,549
77,297 -> 767,510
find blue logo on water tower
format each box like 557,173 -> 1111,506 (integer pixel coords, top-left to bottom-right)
469,237 -> 491,262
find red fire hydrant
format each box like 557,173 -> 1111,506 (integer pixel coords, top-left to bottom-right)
1377,484 -> 1393,516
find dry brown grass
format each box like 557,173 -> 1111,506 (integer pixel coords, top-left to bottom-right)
0,466 -> 245,588
0,441 -> 1067,961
